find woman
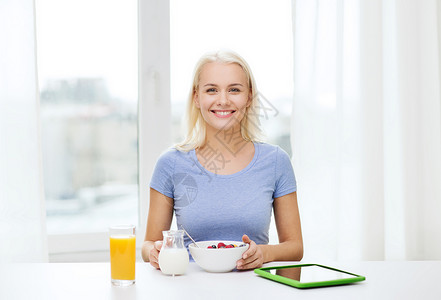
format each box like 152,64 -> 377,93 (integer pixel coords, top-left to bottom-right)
141,50 -> 303,270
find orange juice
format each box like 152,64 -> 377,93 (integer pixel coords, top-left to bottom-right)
110,235 -> 136,280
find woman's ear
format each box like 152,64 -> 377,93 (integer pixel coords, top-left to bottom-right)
194,90 -> 200,108
246,90 -> 253,107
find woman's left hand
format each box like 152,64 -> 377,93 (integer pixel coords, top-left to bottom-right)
236,234 -> 264,270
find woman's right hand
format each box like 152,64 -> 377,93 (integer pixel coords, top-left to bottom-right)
149,241 -> 163,269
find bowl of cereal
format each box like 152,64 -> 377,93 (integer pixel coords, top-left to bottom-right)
188,241 -> 249,273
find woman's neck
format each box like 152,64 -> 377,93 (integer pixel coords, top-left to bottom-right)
202,124 -> 250,158
196,124 -> 255,175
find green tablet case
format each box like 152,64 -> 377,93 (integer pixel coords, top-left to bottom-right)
254,263 -> 366,289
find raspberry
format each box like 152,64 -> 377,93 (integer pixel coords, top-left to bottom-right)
217,242 -> 226,248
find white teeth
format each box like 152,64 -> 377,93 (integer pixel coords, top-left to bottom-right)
214,111 -> 233,116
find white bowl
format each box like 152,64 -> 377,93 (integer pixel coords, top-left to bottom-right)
189,240 -> 249,273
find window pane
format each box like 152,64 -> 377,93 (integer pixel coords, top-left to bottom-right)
170,0 -> 293,156
36,0 -> 138,234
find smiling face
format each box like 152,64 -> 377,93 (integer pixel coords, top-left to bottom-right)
194,62 -> 251,134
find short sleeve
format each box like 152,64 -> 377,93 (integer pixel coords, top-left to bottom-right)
149,149 -> 176,198
274,147 -> 297,198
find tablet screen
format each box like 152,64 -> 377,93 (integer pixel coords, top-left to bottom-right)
263,265 -> 359,283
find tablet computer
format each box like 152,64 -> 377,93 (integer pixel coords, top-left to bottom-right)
254,264 -> 366,289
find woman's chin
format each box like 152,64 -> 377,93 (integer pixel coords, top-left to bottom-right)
207,121 -> 241,135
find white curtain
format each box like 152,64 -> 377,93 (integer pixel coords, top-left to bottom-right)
0,0 -> 48,262
292,0 -> 441,261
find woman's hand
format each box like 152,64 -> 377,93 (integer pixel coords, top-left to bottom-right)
236,234 -> 264,270
148,241 -> 163,269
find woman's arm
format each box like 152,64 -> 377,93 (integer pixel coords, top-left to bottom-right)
264,191 -> 303,261
237,191 -> 303,270
141,188 -> 174,268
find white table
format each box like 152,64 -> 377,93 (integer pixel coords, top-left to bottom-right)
0,261 -> 440,299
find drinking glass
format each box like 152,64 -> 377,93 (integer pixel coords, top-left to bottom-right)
109,225 -> 136,286
158,230 -> 189,276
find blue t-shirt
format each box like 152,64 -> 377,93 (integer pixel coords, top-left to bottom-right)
150,142 -> 296,252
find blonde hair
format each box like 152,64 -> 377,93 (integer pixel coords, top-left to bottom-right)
175,50 -> 263,152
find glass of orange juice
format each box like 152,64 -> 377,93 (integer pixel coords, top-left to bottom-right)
109,225 -> 136,286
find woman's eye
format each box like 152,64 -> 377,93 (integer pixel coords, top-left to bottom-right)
206,88 -> 217,93
229,88 -> 240,93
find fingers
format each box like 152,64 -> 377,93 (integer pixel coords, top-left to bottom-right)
149,249 -> 160,269
149,251 -> 160,269
242,241 -> 256,260
242,234 -> 251,244
154,241 -> 163,251
238,255 -> 260,270
236,239 -> 263,270
241,234 -> 254,261
149,241 -> 163,269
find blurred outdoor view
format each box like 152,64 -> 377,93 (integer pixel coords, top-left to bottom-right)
36,0 -> 138,234
36,0 -> 293,235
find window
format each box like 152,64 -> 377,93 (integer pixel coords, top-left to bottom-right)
36,0 -> 138,235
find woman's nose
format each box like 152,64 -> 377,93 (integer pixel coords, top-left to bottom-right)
217,90 -> 230,106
